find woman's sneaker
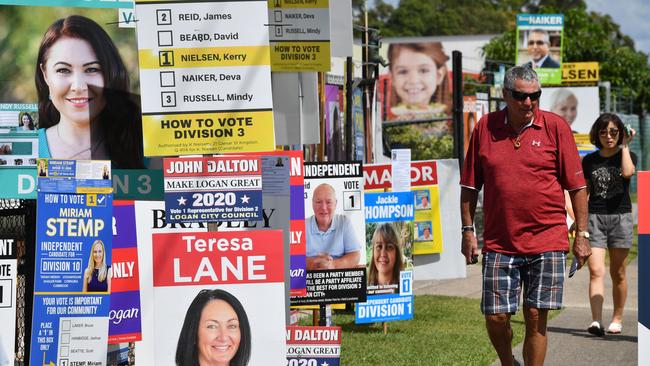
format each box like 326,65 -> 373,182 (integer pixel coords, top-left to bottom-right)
588,321 -> 605,336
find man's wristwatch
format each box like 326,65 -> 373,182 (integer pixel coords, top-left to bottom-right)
462,225 -> 475,233
577,231 -> 590,239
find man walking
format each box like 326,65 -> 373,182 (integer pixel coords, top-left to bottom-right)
460,66 -> 591,366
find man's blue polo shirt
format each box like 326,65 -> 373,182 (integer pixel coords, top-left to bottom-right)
306,214 -> 361,258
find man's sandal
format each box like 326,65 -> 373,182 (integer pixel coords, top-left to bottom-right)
607,322 -> 623,334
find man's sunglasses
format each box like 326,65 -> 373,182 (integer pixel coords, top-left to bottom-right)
507,89 -> 542,101
528,40 -> 546,46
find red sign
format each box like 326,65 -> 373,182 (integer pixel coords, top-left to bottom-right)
364,161 -> 438,190
152,230 -> 284,287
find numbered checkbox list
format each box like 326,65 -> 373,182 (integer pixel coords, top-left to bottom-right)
135,1 -> 273,114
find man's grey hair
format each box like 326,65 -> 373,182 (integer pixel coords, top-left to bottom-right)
504,65 -> 540,90
529,29 -> 550,44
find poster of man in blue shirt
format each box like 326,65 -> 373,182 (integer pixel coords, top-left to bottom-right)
306,183 -> 362,270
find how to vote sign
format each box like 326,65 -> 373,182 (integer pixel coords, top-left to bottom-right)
163,156 -> 262,223
268,0 -> 331,71
135,0 -> 275,156
31,191 -> 113,365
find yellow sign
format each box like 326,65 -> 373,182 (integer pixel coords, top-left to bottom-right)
268,0 -> 331,71
142,110 -> 275,156
562,62 -> 599,84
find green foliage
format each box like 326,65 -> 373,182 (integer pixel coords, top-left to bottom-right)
357,0 -> 526,38
384,125 -> 454,160
482,4 -> 650,114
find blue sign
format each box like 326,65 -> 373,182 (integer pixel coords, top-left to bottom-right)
164,190 -> 263,223
31,191 -> 113,365
355,293 -> 414,324
364,191 -> 415,222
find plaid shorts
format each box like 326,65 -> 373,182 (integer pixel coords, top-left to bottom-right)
481,251 -> 566,315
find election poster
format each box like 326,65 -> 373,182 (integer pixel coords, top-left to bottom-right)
539,86 -> 600,134
135,0 -> 275,156
286,326 -> 341,366
356,191 -> 414,324
0,1 -> 150,174
268,0 -> 331,72
163,156 -> 262,223
217,151 -> 307,298
293,162 -> 366,305
539,86 -> 599,156
109,201 -> 142,344
364,161 -> 444,254
516,14 -> 564,85
0,237 -> 17,366
0,103 -> 38,169
134,200 -> 208,365
37,158 -> 113,194
31,178 -> 113,365
638,172 -> 650,365
152,230 -> 287,366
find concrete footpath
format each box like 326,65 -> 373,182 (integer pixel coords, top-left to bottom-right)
414,258 -> 638,366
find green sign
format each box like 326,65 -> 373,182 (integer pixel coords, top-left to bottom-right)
0,168 -> 162,200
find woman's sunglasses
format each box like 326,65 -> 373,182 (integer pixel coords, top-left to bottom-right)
599,128 -> 619,137
507,89 -> 542,101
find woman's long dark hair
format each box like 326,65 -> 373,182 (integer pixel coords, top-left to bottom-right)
35,15 -> 144,168
176,289 -> 251,366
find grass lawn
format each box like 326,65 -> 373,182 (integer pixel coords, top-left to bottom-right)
321,296 -> 560,366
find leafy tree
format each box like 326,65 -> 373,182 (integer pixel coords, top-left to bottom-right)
482,2 -> 650,114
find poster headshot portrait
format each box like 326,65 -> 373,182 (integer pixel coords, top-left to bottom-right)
539,86 -> 600,133
415,189 -> 431,210
522,29 -> 560,69
83,239 -> 112,293
305,182 -> 364,270
515,14 -> 564,84
176,289 -> 251,366
365,221 -> 413,295
0,6 -> 145,169
154,284 -> 286,366
415,221 -> 433,242
378,42 -> 452,122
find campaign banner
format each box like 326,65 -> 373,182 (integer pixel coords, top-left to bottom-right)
516,14 -> 564,85
163,156 -> 263,223
135,0 -> 275,156
356,191 -> 414,324
216,151 -> 307,297
37,158 -> 113,194
109,201 -> 142,344
286,326 -> 341,366
152,230 -> 286,366
364,161 -> 443,254
268,0 -> 331,72
293,162 -> 366,305
134,201 -> 209,366
0,238 -> 17,366
31,190 -> 113,365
